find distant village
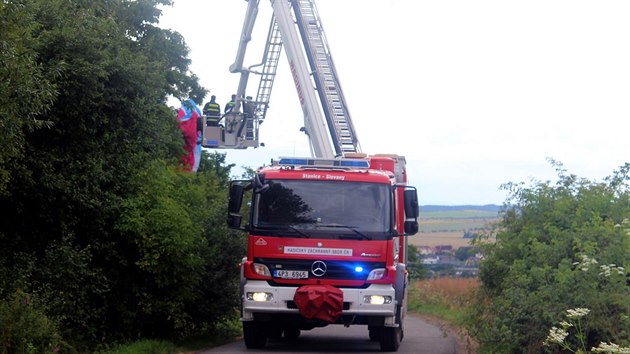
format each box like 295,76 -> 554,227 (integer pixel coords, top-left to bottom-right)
408,204 -> 501,278
407,243 -> 482,279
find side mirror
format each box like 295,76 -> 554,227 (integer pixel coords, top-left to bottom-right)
228,183 -> 245,214
404,220 -> 418,235
227,182 -> 246,229
227,214 -> 242,228
404,189 -> 419,218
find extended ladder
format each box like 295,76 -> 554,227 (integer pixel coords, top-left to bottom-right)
211,0 -> 361,156
252,15 -> 283,123
291,0 -> 361,155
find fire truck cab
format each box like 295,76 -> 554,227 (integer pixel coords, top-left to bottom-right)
228,156 -> 419,351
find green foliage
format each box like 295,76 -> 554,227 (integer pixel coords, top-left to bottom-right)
406,244 -> 431,279
0,0 -> 243,350
197,151 -> 235,186
468,161 -> 630,353
407,244 -> 419,263
0,290 -> 72,354
455,246 -> 477,262
101,339 -> 177,354
0,0 -> 57,195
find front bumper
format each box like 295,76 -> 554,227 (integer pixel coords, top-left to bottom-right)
241,280 -> 397,324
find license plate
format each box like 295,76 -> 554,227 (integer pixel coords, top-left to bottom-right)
274,269 -> 309,279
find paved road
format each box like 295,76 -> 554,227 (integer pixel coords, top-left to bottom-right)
198,314 -> 459,354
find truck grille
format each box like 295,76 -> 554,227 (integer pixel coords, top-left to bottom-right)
255,258 -> 385,281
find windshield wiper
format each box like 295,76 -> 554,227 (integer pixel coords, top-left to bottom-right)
316,224 -> 370,240
255,225 -> 311,238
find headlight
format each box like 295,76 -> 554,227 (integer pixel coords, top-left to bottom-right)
253,263 -> 271,276
367,268 -> 386,280
363,295 -> 392,305
247,292 -> 274,302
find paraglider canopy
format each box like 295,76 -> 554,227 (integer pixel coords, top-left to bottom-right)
177,98 -> 202,172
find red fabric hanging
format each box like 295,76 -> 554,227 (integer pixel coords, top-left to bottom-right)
293,285 -> 343,323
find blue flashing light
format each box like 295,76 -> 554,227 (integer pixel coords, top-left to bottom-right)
275,157 -> 369,168
278,158 -> 309,165
354,266 -> 364,273
340,160 -> 370,168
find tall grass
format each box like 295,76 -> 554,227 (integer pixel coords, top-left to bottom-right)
408,277 -> 479,325
101,340 -> 177,354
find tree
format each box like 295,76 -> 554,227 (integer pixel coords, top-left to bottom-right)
0,0 -> 57,195
0,0 -> 242,349
197,150 -> 235,186
455,246 -> 476,262
468,161 -> 630,353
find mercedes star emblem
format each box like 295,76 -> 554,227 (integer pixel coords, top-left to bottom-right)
311,260 -> 327,277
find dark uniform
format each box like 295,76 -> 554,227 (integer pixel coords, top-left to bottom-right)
225,94 -> 237,115
243,96 -> 255,139
203,95 -> 221,126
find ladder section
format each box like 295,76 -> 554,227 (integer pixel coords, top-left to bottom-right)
254,15 -> 283,123
291,0 -> 361,155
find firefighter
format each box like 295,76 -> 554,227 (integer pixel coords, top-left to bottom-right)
243,96 -> 255,139
224,94 -> 237,115
203,95 -> 221,126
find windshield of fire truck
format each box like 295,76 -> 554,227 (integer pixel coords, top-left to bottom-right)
252,179 -> 391,239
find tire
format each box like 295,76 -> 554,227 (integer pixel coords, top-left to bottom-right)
266,325 -> 283,341
283,327 -> 301,341
243,321 -> 267,349
380,305 -> 403,352
379,326 -> 401,352
368,326 -> 382,341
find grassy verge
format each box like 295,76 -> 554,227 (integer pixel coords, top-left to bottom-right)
407,277 -> 479,326
100,317 -> 242,354
101,335 -> 239,354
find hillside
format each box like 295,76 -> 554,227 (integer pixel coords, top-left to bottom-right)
420,204 -> 501,213
411,205 -> 501,249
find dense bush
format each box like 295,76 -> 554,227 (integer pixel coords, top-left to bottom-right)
468,161 -> 630,353
0,290 -> 71,354
0,0 -> 244,350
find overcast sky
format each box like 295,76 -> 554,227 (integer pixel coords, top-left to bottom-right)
159,0 -> 630,205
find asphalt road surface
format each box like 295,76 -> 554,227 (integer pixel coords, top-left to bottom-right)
198,314 -> 460,354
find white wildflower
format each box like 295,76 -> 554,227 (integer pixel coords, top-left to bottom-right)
599,264 -> 626,277
566,308 -> 590,319
600,264 -> 612,277
617,266 -> 625,275
544,326 -> 569,345
559,321 -> 573,328
592,342 -> 630,353
575,254 -> 598,271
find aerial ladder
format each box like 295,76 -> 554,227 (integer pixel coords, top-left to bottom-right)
201,0 -> 361,158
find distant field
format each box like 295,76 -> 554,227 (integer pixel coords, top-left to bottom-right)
410,231 -> 473,248
419,218 -> 498,233
412,206 -> 501,249
419,209 -> 499,220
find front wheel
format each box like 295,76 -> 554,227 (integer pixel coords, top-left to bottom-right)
283,327 -> 301,341
379,326 -> 402,352
243,321 -> 267,349
379,305 -> 404,352
368,325 -> 382,341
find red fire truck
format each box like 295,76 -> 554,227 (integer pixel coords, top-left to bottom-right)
227,155 -> 418,351
219,1 -> 419,351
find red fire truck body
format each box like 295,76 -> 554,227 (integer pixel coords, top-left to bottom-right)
228,155 -> 419,351
218,0 -> 420,351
